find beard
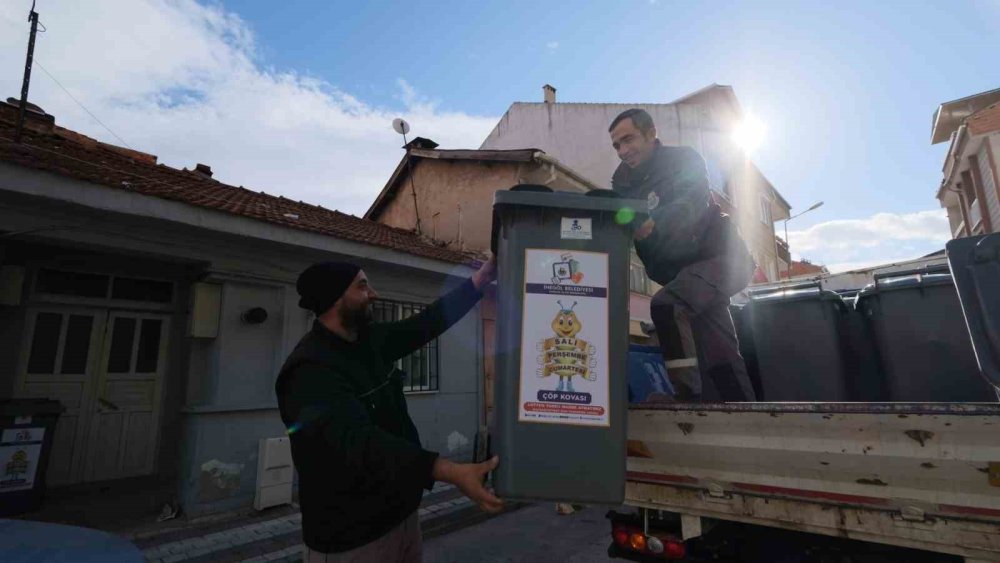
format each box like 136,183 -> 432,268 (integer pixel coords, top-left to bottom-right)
343,303 -> 372,329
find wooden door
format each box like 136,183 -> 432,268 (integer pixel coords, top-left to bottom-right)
15,308 -> 104,486
83,312 -> 169,482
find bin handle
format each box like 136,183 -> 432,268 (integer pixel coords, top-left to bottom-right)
490,207 -> 500,256
873,265 -> 950,289
748,281 -> 821,297
971,233 -> 1000,263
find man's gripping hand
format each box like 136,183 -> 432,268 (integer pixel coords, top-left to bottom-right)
432,455 -> 504,513
634,218 -> 655,241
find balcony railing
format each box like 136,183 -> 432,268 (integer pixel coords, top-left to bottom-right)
970,199 -> 982,231
775,236 -> 791,264
953,219 -> 966,239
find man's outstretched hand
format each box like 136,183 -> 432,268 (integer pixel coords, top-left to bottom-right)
471,255 -> 498,291
634,218 -> 655,241
432,455 -> 504,513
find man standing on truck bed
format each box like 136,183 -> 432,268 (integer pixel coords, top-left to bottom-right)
610,108 -> 756,401
276,259 -> 503,562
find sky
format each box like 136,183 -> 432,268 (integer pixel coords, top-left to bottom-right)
1,0 -> 997,273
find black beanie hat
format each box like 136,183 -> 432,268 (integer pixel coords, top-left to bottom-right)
296,261 -> 362,315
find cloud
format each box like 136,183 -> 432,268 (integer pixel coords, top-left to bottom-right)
0,0 -> 498,215
546,41 -> 559,50
786,209 -> 950,273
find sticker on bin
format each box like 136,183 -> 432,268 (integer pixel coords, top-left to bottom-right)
519,249 -> 609,426
560,217 -> 592,240
1,427 -> 44,492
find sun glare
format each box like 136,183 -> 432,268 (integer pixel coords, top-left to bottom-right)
732,114 -> 766,154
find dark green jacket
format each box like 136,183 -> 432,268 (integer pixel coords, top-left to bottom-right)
612,143 -> 729,284
274,279 -> 483,553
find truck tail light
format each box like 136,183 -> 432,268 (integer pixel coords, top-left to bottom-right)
609,515 -> 685,559
663,538 -> 686,559
612,525 -> 629,548
629,532 -> 646,551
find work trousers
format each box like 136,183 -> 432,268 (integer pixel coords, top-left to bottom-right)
302,511 -> 421,563
649,248 -> 756,402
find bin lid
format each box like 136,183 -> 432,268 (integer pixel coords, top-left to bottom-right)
857,271 -> 954,300
494,188 -> 646,215
0,399 -> 65,417
749,285 -> 844,305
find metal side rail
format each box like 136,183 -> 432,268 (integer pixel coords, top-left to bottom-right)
624,402 -> 1000,560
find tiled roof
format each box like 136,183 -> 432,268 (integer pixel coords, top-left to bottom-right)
0,107 -> 481,266
780,260 -> 828,279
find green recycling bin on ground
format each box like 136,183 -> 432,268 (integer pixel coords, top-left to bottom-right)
491,186 -> 645,505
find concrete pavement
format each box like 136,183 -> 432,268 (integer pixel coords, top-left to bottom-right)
133,482 -> 484,562
423,503 -> 614,563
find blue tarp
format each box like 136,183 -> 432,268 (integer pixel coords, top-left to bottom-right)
628,344 -> 674,403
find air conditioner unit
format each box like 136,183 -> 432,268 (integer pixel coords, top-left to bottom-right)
255,436 -> 293,511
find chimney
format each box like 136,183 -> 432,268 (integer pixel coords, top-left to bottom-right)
543,84 -> 556,104
403,137 -> 439,150
194,163 -> 213,178
2,97 -> 54,135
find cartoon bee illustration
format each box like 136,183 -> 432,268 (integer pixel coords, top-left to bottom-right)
551,300 -> 582,339
538,301 -> 596,392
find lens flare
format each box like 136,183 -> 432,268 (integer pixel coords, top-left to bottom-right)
285,422 -> 302,435
615,207 -> 637,225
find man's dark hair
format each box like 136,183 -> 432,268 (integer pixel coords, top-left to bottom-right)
609,108 -> 655,135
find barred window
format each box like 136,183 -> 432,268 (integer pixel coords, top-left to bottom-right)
629,250 -> 651,295
371,299 -> 439,393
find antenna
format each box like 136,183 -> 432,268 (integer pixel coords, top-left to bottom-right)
392,118 -> 422,235
392,118 -> 410,136
15,2 -> 41,143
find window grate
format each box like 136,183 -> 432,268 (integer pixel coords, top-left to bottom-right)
371,298 -> 440,393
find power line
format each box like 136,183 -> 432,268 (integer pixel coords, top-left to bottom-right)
33,59 -> 133,149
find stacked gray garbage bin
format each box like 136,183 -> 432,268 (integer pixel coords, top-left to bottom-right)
946,234 -> 1000,400
743,284 -> 852,401
856,266 -> 996,402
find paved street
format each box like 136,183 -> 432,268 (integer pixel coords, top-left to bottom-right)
424,503 -> 615,563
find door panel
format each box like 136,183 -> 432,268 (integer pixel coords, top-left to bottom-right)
84,312 -> 168,482
122,412 -> 153,475
15,308 -> 103,486
46,415 -> 80,485
86,411 -> 124,482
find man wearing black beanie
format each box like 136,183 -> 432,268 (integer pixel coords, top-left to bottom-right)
276,255 -> 501,562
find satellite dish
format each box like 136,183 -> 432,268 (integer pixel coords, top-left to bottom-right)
392,118 -> 410,135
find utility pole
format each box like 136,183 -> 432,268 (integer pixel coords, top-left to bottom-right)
15,3 -> 41,144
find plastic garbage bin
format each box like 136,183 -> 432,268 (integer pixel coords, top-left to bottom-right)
947,234 -> 1000,399
857,266 -> 997,402
0,399 -> 63,517
744,283 -> 852,401
491,185 -> 644,504
729,303 -> 763,401
627,344 -> 675,403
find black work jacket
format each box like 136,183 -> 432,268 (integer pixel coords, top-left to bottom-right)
612,143 -> 733,284
275,279 -> 483,553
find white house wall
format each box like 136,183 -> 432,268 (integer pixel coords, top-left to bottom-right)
481,102 -> 704,188
0,166 -> 483,516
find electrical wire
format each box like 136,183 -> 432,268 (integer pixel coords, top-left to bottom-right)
33,60 -> 133,149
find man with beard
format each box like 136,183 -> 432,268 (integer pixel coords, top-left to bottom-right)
276,259 -> 503,562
